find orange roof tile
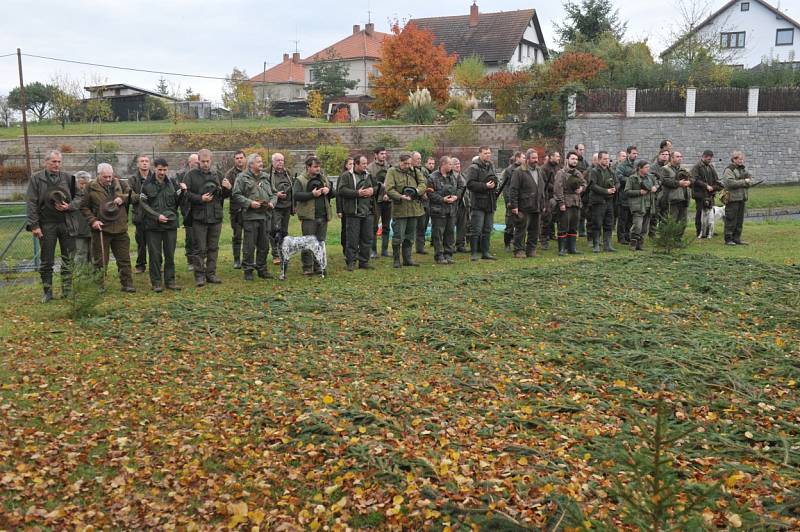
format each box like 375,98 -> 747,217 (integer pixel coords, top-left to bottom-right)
302,27 -> 391,63
249,55 -> 305,85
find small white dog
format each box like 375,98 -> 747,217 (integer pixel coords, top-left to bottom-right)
274,230 -> 327,280
699,205 -> 725,239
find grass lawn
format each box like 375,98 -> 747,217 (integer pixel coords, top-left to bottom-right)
0,118 -> 406,139
0,216 -> 799,529
747,183 -> 800,210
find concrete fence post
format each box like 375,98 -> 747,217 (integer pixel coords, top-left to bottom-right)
567,93 -> 577,118
626,88 -> 637,118
748,87 -> 759,116
685,87 -> 696,117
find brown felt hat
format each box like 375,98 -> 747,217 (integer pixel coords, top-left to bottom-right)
47,190 -> 68,206
99,200 -> 121,222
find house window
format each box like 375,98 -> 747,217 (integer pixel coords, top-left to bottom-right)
720,31 -> 746,48
740,2 -> 749,11
776,28 -> 794,46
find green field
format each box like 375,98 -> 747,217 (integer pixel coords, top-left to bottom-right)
0,117 -> 406,139
1,214 -> 798,529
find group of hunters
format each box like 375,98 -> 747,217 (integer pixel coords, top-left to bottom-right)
25,141 -> 758,302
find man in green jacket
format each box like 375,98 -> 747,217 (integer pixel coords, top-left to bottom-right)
127,154 -> 154,274
225,150 -> 246,269
466,146 -> 499,261
140,158 -> 186,291
337,154 -> 378,270
509,149 -> 546,258
73,171 -> 93,265
660,151 -> 691,232
232,153 -> 277,280
553,151 -> 586,256
80,163 -> 135,292
293,156 -> 333,274
427,156 -> 464,264
269,152 -> 293,265
648,148 -> 670,238
499,151 -> 523,252
384,153 -> 426,268
587,151 -> 618,253
626,160 -> 659,251
186,149 -> 232,286
615,146 -> 637,245
176,153 -> 199,270
722,150 -> 754,246
690,150 -> 722,238
367,147 -> 391,258
414,153 -> 435,255
26,150 -> 81,302
538,151 -> 560,248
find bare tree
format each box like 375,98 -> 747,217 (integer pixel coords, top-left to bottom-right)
0,95 -> 14,127
50,73 -> 84,128
661,0 -> 736,66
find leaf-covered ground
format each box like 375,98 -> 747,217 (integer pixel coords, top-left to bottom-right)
1,243 -> 799,529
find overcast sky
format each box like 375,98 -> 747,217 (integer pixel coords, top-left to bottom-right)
0,0 -> 767,102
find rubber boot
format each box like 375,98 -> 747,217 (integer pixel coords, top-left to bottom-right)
558,233 -> 567,256
470,236 -> 480,261
233,245 -> 241,269
381,233 -> 391,257
481,235 -> 497,260
568,235 -> 582,255
392,244 -> 401,268
630,237 -> 639,251
402,242 -> 419,266
603,232 -> 617,252
636,238 -> 644,251
592,235 -> 601,253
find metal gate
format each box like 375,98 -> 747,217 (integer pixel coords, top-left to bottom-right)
0,203 -> 39,273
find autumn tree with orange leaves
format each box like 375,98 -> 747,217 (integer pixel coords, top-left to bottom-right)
545,51 -> 606,91
371,20 -> 457,116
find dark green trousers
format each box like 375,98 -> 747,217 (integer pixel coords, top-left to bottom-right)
146,229 -> 177,286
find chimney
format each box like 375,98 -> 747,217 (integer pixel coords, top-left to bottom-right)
365,22 -> 374,35
469,2 -> 479,27
283,53 -> 289,62
292,52 -> 300,63
353,24 -> 360,34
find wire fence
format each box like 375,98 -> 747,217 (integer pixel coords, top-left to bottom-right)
0,203 -> 39,273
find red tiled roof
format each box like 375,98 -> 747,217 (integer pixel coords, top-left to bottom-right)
302,28 -> 391,63
249,56 -> 305,85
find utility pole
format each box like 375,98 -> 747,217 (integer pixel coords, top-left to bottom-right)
263,60 -> 267,117
16,48 -> 31,178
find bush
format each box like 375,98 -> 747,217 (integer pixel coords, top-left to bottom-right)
67,263 -> 105,320
89,140 -> 119,165
404,135 -> 436,162
373,133 -> 400,149
58,144 -> 75,154
307,90 -> 323,119
316,144 -> 350,177
440,118 -> 478,147
144,96 -> 170,120
653,214 -> 691,254
240,145 -> 296,173
0,165 -> 29,183
398,102 -> 437,125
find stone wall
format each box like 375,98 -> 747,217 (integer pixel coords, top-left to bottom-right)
565,114 -> 800,184
0,123 -> 520,155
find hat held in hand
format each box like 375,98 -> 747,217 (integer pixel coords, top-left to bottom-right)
47,189 -> 69,206
99,200 -> 122,222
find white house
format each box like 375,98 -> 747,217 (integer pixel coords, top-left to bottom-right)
408,2 -> 550,73
302,23 -> 391,97
661,0 -> 800,68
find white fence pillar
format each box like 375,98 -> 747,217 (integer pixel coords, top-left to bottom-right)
567,93 -> 577,118
626,88 -> 637,117
685,87 -> 696,117
748,87 -> 759,116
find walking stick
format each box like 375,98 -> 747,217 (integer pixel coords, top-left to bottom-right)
98,230 -> 107,283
